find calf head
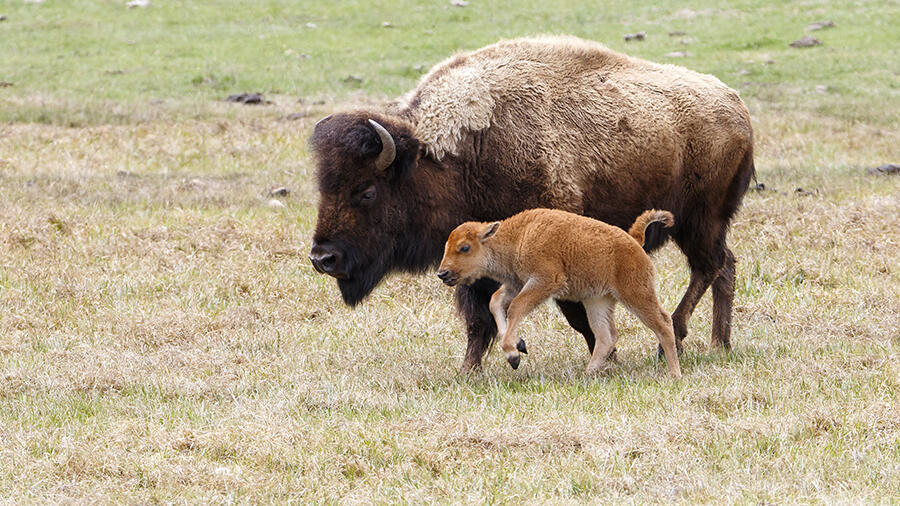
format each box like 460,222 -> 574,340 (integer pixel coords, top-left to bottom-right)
310,112 -> 421,305
437,221 -> 499,286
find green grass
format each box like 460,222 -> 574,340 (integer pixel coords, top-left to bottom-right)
2,0 -> 898,124
1,0 -> 899,503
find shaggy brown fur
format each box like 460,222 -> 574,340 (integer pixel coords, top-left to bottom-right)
437,208 -> 682,378
309,35 -> 754,371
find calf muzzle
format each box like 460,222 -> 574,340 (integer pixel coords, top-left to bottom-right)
436,269 -> 458,286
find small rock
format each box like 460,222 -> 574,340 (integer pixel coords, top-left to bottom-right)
381,21 -> 393,28
624,31 -> 646,42
305,22 -> 317,29
668,31 -> 687,36
806,20 -> 835,31
24,0 -> 44,4
737,69 -> 750,76
750,183 -> 767,192
665,51 -> 689,58
867,163 -> 900,175
790,36 -> 822,48
267,199 -> 286,209
343,75 -> 363,84
0,81 -> 13,88
0,15 -> 7,21
268,187 -> 291,197
450,0 -> 469,6
225,92 -> 269,105
764,59 -> 776,65
814,84 -> 828,93
794,187 -> 814,196
126,0 -> 150,7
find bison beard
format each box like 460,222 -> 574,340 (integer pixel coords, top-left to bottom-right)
309,35 -> 755,371
336,225 -> 448,307
330,239 -> 386,307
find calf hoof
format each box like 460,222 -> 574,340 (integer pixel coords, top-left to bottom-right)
506,354 -> 521,370
516,339 -> 528,354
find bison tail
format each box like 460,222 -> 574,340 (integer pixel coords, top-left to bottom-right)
628,210 -> 675,247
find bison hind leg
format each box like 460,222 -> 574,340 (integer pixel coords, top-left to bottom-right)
711,247 -> 736,349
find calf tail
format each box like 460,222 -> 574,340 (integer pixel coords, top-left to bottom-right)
628,209 -> 675,247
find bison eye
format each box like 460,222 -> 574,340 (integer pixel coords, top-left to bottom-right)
356,185 -> 377,207
459,244 -> 470,253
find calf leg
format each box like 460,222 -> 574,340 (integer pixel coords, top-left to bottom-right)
500,278 -> 558,369
607,305 -> 619,362
711,247 -> 736,349
584,296 -> 617,374
619,278 -> 682,379
455,278 -> 500,372
555,300 -> 597,354
489,285 -> 519,348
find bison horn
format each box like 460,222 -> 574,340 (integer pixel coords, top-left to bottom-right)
314,114 -> 333,130
368,119 -> 396,172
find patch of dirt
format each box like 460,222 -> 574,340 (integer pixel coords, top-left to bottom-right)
790,36 -> 822,48
867,163 -> 900,175
225,92 -> 271,105
806,20 -> 835,31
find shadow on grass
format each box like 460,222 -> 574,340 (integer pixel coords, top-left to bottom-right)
415,341 -> 781,395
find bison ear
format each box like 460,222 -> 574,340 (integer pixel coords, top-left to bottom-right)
384,134 -> 419,182
480,222 -> 500,242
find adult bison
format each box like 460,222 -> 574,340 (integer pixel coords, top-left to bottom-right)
309,35 -> 754,371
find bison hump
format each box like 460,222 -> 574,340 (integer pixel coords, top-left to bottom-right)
404,62 -> 496,160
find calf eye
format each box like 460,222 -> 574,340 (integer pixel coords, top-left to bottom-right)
459,244 -> 470,253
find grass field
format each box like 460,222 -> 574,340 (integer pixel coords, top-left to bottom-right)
1,0 -> 899,503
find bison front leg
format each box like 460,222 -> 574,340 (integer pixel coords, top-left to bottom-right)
455,278 -> 501,372
555,300 -> 597,355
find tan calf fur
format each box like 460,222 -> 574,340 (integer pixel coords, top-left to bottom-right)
437,208 -> 682,378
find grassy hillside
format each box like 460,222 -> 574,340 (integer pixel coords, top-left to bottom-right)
1,0 -> 898,503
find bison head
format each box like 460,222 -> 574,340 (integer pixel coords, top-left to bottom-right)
309,112 -> 423,305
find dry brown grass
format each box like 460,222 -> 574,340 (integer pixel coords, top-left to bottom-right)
1,102 -> 898,502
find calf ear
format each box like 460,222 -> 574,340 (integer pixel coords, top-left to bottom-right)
480,222 -> 500,242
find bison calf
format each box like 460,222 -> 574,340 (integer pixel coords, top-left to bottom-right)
437,208 -> 682,379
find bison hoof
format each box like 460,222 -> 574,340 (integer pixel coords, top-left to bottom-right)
516,339 -> 528,354
507,354 -> 521,370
